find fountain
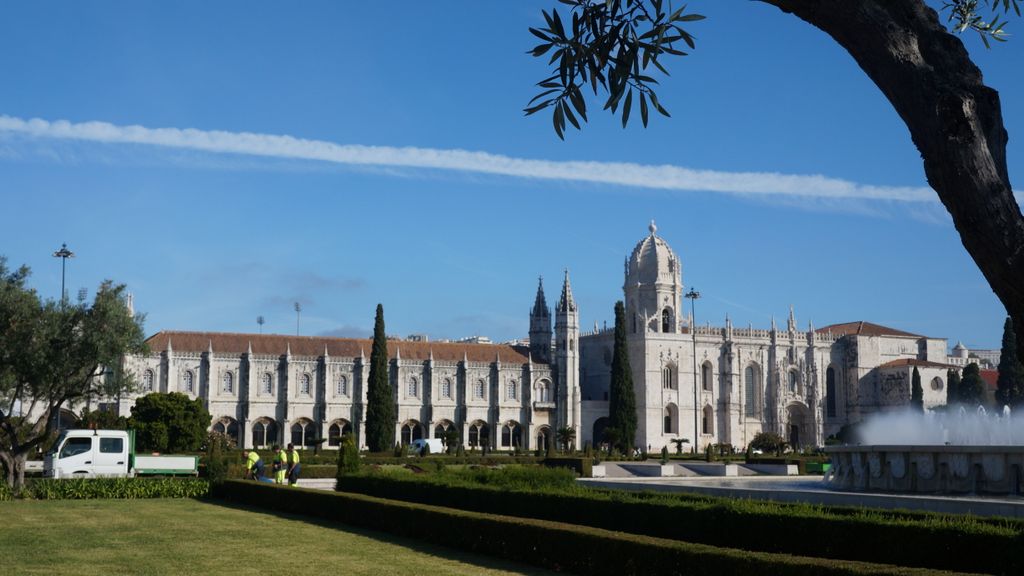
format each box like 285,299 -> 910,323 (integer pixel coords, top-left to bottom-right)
825,406 -> 1024,494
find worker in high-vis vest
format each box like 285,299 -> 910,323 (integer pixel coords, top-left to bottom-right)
243,450 -> 263,480
273,445 -> 287,485
286,443 -> 301,486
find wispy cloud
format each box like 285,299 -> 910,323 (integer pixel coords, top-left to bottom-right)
0,114 -> 938,203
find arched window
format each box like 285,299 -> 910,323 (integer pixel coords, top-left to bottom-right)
701,362 -> 713,392
788,370 -> 798,394
744,365 -> 759,417
468,421 -> 489,448
537,379 -> 551,403
536,426 -> 551,450
433,420 -> 454,443
401,420 -> 423,445
662,365 -> 676,390
662,308 -> 672,333
222,371 -> 234,394
328,419 -> 352,446
408,377 -> 419,398
291,418 -> 316,448
474,379 -> 486,400
501,421 -> 521,448
663,403 -> 678,434
182,370 -> 195,394
441,378 -> 452,399
252,418 -> 278,448
261,372 -> 273,395
506,379 -> 517,400
702,405 -> 713,435
300,373 -> 312,396
826,367 -> 837,418
336,375 -> 348,397
212,417 -> 239,446
142,369 -> 155,393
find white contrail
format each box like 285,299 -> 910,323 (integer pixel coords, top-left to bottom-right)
0,115 -> 936,202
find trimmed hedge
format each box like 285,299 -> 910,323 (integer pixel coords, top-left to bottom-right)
19,477 -> 209,500
540,457 -> 592,477
214,480 -> 955,576
334,474 -> 1022,575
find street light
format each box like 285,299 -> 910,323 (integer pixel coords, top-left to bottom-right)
294,302 -> 302,336
51,243 -> 75,433
685,288 -> 701,453
257,315 -> 265,334
52,243 -> 74,309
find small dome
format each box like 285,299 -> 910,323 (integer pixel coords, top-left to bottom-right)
627,221 -> 680,286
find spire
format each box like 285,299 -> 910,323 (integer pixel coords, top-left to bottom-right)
247,340 -> 253,355
649,219 -> 657,236
557,269 -> 576,313
771,315 -> 777,332
532,276 -> 549,317
788,305 -> 796,332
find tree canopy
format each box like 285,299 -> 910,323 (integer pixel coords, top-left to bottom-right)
528,0 -> 1024,360
364,304 -> 394,452
129,392 -> 211,453
959,362 -> 988,405
996,316 -> 1024,408
0,257 -> 146,488
608,300 -> 637,453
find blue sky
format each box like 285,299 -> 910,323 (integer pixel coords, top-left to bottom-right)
0,1 -> 1019,349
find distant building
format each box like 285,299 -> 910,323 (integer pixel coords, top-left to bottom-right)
59,222 -> 959,451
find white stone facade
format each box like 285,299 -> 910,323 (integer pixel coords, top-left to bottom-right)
86,223 -> 953,453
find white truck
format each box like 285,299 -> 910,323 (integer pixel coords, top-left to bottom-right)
43,429 -> 199,479
409,438 -> 445,455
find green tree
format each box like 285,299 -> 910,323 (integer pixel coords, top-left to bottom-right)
75,408 -> 128,430
128,392 -> 211,453
749,431 -> 787,455
911,367 -> 924,412
996,317 -> 1024,409
670,437 -> 689,455
0,258 -> 146,489
959,362 -> 987,406
335,433 -> 361,478
608,301 -> 637,454
527,1 -> 1024,363
947,369 -> 961,406
556,426 -> 576,453
364,304 -> 394,452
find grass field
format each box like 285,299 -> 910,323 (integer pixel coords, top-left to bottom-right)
0,499 -> 557,576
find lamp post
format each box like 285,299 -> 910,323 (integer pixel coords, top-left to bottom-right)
294,302 -> 302,336
257,315 -> 265,334
51,243 -> 75,432
685,288 -> 701,453
52,243 -> 74,309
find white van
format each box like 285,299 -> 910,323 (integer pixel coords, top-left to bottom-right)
409,438 -> 445,455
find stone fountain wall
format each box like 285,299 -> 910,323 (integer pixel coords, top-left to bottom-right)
826,446 -> 1024,495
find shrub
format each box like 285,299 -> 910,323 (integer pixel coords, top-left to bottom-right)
23,477 -> 209,500
0,481 -> 12,501
749,432 -> 786,454
204,436 -> 229,485
218,480 -> 959,576
333,472 -> 1021,574
660,446 -> 669,465
336,434 -> 360,477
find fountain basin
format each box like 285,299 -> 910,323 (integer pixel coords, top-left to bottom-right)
825,445 -> 1024,495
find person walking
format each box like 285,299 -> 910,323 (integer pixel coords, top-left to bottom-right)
243,449 -> 264,481
286,443 -> 301,486
272,444 -> 287,485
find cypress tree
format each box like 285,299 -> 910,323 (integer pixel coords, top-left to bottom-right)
996,317 -> 1024,409
946,369 -> 961,406
910,366 -> 923,412
364,304 -> 394,452
959,363 -> 986,406
608,301 -> 637,454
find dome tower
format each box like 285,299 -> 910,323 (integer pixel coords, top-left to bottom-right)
624,221 -> 683,334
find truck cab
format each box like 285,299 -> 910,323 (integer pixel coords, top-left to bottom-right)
44,429 -> 130,478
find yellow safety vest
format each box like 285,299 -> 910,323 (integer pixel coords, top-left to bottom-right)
246,451 -> 261,469
288,449 -> 300,465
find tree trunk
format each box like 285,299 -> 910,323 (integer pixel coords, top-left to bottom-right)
761,0 -> 1024,356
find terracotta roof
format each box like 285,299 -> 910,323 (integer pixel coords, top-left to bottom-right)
816,321 -> 923,338
143,331 -> 537,364
878,359 -> 953,369
981,369 -> 999,390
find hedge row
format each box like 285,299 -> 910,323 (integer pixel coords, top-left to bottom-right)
214,480 -> 954,576
334,474 -> 1022,575
17,477 -> 210,500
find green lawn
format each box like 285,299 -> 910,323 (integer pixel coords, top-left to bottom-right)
0,499 -> 557,576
